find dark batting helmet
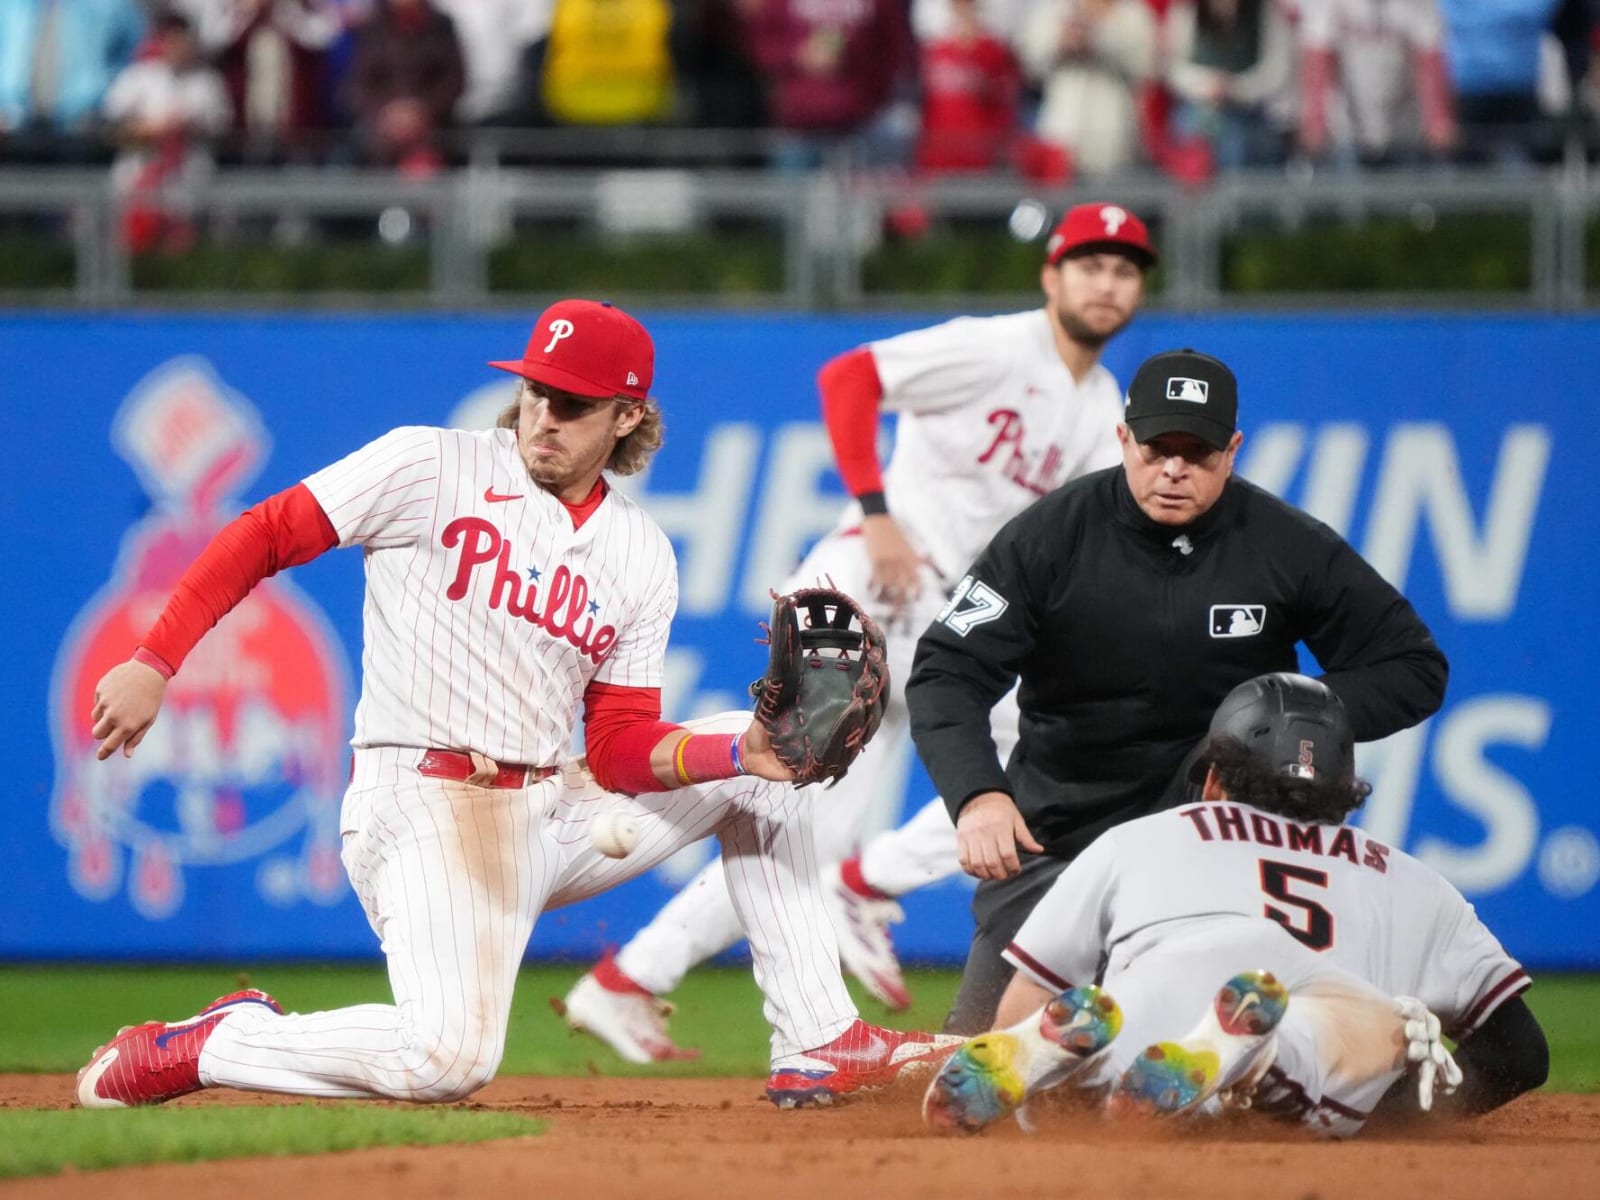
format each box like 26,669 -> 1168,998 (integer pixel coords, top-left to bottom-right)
1189,673 -> 1355,785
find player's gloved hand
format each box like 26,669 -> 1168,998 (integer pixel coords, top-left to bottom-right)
1395,995 -> 1463,1112
860,514 -> 930,612
736,719 -> 798,783
956,791 -> 1044,881
91,657 -> 168,761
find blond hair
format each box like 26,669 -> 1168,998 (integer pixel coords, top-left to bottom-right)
496,387 -> 664,477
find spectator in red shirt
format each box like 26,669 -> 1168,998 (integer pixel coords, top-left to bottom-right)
914,0 -> 1022,172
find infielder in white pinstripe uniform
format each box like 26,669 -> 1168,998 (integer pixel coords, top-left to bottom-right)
78,300 -> 959,1111
564,205 -> 1156,1058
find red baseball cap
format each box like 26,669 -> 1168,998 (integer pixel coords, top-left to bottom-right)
1045,203 -> 1157,268
490,299 -> 654,400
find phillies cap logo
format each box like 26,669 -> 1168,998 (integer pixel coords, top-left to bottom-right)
543,318 -> 575,353
49,358 -> 351,920
1100,205 -> 1129,235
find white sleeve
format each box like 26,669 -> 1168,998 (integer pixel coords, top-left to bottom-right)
1004,831 -> 1120,991
102,64 -> 145,121
590,536 -> 678,688
869,317 -> 1011,417
1413,874 -> 1530,1038
302,426 -> 444,549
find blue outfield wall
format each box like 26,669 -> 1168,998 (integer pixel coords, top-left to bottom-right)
1,311 -> 1596,970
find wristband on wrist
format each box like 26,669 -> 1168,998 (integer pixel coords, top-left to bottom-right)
675,733 -> 747,785
857,491 -> 889,516
672,733 -> 695,787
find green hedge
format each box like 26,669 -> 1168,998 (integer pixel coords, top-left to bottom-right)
2,215 -> 1595,298
1222,213 -> 1533,292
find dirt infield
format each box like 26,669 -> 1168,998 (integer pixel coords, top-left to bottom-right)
4,1075 -> 1597,1200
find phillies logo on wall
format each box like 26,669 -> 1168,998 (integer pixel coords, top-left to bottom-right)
48,358 -> 351,920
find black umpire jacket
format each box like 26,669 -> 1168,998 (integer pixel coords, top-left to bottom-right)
908,467 -> 1449,860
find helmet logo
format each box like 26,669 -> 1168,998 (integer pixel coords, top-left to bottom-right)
1101,205 -> 1129,235
544,319 -> 575,353
1289,738 -> 1317,779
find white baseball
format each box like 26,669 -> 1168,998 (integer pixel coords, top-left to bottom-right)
590,809 -> 639,859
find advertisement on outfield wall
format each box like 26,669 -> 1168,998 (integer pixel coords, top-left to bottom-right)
1,312 -> 1594,968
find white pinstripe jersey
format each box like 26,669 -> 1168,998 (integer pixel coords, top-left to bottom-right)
853,309 -> 1125,580
303,425 -> 677,766
1009,801 -> 1529,1039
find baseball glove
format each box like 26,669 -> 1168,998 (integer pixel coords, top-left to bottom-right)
749,587 -> 889,787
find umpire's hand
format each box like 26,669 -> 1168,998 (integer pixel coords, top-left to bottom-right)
956,791 -> 1044,881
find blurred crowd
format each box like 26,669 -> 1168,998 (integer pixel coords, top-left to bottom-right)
3,1 -> 1598,231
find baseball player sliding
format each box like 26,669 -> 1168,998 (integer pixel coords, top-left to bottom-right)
78,300 -> 959,1111
923,674 -> 1549,1137
561,203 -> 1156,1059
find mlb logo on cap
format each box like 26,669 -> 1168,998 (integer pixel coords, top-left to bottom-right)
1124,348 -> 1239,451
489,299 -> 654,400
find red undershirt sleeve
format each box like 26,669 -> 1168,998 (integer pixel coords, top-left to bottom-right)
818,346 -> 887,503
583,681 -> 682,795
139,482 -> 339,677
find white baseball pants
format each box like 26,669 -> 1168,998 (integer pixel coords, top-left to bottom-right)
197,720 -> 856,1102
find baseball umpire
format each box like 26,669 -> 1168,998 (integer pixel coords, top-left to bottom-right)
912,347 -> 1450,1033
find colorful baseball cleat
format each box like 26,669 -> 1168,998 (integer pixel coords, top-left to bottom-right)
923,985 -> 1123,1133
1111,969 -> 1289,1119
822,862 -> 912,1011
560,949 -> 699,1064
766,1019 -> 964,1108
77,988 -> 281,1109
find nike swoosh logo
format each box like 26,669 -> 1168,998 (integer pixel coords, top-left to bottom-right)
154,1020 -> 207,1049
484,487 -> 524,503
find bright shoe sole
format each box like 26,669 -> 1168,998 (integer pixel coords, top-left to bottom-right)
1112,970 -> 1288,1119
923,985 -> 1122,1134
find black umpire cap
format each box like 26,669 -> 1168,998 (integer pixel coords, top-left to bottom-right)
1124,349 -> 1239,451
1188,672 -> 1356,785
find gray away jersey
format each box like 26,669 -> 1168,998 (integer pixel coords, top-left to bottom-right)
1006,801 -> 1529,1038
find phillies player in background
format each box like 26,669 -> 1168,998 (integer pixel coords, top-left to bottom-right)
79,300 -> 960,1111
564,205 -> 1156,1061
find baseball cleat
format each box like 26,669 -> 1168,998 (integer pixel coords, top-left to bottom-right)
822,862 -> 912,1011
766,1019 -> 964,1109
923,985 -> 1122,1133
560,950 -> 699,1064
1111,969 -> 1289,1119
77,989 -> 281,1108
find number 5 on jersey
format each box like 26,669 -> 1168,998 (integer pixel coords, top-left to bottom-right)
937,574 -> 1010,637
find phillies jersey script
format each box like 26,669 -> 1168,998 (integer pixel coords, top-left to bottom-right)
304,424 -> 675,766
858,309 -> 1123,579
1008,802 -> 1529,1040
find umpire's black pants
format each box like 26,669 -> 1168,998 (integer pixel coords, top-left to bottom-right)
943,851 -> 1074,1034
943,757 -> 1202,1034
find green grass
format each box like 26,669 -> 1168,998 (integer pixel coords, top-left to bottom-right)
0,1105 -> 543,1179
1,964 -> 1594,1088
0,963 -> 959,1079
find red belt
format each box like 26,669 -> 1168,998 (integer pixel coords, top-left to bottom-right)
415,750 -> 558,789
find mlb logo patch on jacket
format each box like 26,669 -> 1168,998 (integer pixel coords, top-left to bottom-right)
1210,605 -> 1266,637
